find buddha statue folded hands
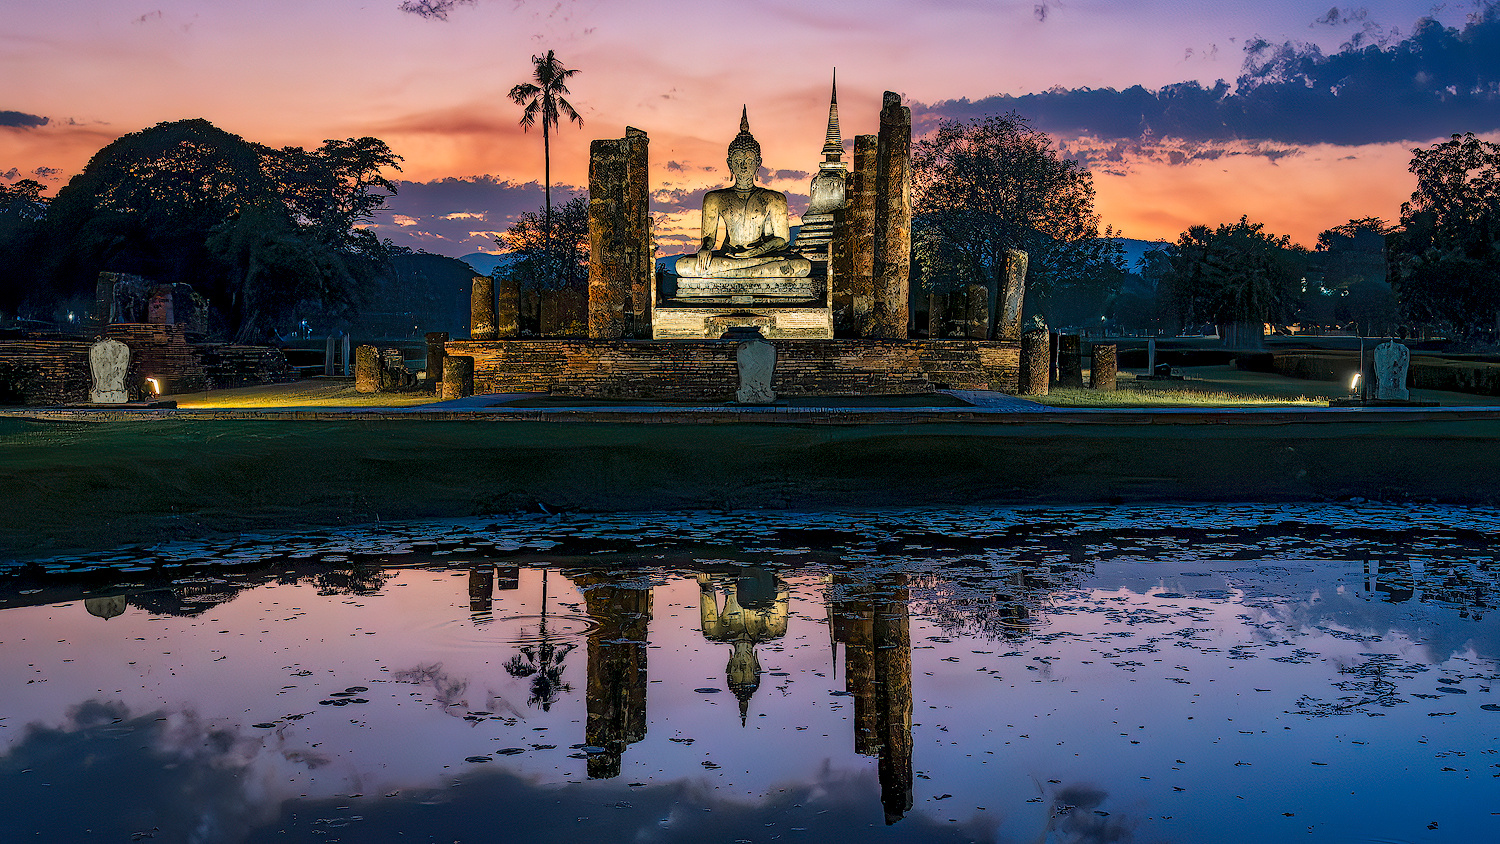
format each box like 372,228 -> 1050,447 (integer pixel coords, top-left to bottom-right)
673,108 -> 813,298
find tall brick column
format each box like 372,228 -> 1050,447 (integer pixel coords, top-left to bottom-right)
833,134 -> 878,335
871,92 -> 911,339
589,129 -> 651,340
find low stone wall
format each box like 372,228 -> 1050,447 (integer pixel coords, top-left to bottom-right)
0,326 -> 295,405
445,338 -> 1020,399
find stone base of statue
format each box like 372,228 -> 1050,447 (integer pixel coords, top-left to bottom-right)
674,276 -> 818,300
652,303 -> 833,340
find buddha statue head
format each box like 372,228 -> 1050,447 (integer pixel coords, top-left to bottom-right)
726,106 -> 761,189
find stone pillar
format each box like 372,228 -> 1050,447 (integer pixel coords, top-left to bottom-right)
996,249 -> 1028,341
440,356 -> 474,401
624,127 -> 652,338
1090,343 -> 1117,391
424,332 -> 449,390
470,276 -> 497,340
324,335 -> 337,376
589,131 -> 650,340
837,134 -> 878,335
1056,333 -> 1084,388
871,93 -> 911,339
495,274 -> 519,338
1019,328 -> 1049,396
927,291 -> 947,338
94,272 -> 117,325
354,344 -> 380,393
964,284 -> 989,339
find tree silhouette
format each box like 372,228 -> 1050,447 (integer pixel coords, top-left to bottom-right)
508,51 -> 582,289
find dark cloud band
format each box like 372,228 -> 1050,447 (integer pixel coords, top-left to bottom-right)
917,6 -> 1500,148
0,111 -> 49,129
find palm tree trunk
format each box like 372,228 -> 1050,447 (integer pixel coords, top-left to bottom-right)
543,120 -> 553,295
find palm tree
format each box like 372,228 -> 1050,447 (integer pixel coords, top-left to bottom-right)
508,51 -> 582,289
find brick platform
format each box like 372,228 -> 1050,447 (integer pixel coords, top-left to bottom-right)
444,338 -> 1021,399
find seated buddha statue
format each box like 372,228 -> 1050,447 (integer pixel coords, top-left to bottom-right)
673,109 -> 813,296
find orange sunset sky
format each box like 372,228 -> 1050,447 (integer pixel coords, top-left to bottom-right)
5,0 -> 1500,260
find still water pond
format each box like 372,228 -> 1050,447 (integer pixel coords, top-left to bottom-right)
2,505 -> 1498,843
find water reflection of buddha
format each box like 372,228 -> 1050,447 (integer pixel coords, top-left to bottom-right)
697,568 -> 789,724
828,574 -> 914,825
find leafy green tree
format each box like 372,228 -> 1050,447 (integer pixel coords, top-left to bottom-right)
508,51 -> 582,290
0,179 -> 48,317
496,195 -> 589,290
911,113 -> 1124,325
1305,218 -> 1397,335
1158,216 -> 1305,345
1389,132 -> 1500,342
37,119 -> 401,341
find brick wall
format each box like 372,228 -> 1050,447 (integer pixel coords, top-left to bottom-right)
445,338 -> 1020,399
0,327 -> 294,405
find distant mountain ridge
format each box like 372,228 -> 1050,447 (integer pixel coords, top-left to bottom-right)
456,252 -> 522,276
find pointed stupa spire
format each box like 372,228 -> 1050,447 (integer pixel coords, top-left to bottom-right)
821,70 -> 844,166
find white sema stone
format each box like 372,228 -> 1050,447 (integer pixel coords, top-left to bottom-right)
89,338 -> 130,404
735,338 -> 777,404
1373,341 -> 1410,401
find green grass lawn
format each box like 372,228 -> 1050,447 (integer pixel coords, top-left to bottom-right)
1028,365 -> 1500,408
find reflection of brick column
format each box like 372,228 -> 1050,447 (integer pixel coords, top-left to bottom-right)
874,577 -> 913,825
468,565 -> 493,617
871,93 -> 911,339
577,574 -> 652,779
829,575 -> 913,823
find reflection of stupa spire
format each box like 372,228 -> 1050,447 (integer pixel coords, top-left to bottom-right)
698,568 -> 789,726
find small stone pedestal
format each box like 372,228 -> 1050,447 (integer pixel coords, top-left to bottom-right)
354,345 -> 380,393
1019,329 -> 1049,396
1054,333 -> 1083,388
441,356 -> 474,401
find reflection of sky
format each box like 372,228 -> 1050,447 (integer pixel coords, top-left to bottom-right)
3,507 -> 1500,842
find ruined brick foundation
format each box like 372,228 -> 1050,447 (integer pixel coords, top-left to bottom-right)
444,338 -> 1020,399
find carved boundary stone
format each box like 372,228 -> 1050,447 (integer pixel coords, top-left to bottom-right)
1374,341 -> 1411,400
88,339 -> 130,404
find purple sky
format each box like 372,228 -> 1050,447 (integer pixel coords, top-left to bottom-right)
4,1 -> 1497,256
